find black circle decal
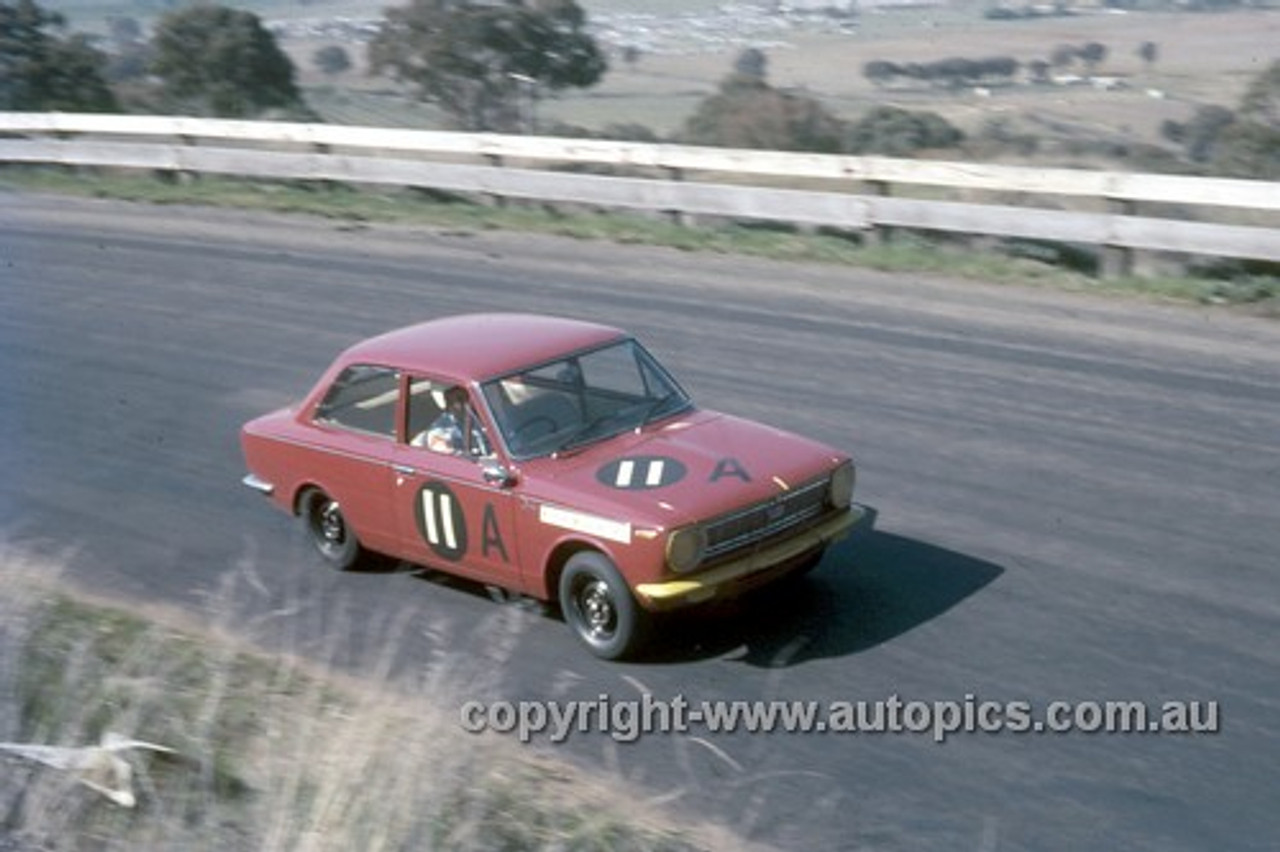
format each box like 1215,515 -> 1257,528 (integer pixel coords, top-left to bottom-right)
414,481 -> 468,561
596,456 -> 687,490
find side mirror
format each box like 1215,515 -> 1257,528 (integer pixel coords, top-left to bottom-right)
482,459 -> 518,488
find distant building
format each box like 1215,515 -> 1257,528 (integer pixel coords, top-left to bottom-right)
770,1 -> 858,13
767,0 -> 950,14
856,0 -> 950,8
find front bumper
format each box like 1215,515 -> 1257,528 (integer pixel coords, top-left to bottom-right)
634,504 -> 863,609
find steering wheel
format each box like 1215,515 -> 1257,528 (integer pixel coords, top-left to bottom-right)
511,415 -> 559,445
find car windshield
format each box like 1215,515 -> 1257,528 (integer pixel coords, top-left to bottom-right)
480,338 -> 691,460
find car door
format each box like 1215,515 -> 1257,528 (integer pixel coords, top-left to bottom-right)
306,363 -> 403,554
390,377 -> 521,588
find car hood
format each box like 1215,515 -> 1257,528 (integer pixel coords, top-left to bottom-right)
523,409 -> 845,529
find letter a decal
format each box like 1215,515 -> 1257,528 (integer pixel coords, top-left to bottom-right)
710,457 -> 752,483
482,504 -> 509,563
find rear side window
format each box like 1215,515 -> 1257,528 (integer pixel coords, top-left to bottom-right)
314,365 -> 401,438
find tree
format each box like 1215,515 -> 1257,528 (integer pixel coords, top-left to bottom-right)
1164,104 -> 1236,162
1211,121 -> 1280,180
101,14 -> 150,84
682,74 -> 845,153
978,55 -> 1019,81
0,0 -> 118,111
930,57 -> 981,90
106,16 -> 141,49
1049,43 -> 1077,70
150,5 -> 304,117
1210,59 -> 1280,179
369,0 -> 606,132
1078,42 -> 1107,73
863,60 -> 900,88
1237,58 -> 1280,128
314,44 -> 351,76
733,47 -> 768,82
104,39 -> 151,84
1137,40 -> 1158,71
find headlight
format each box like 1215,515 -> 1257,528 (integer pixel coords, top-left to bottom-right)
666,526 -> 706,574
829,460 -> 855,509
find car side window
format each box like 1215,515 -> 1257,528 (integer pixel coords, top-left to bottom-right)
313,365 -> 401,438
406,379 -> 492,459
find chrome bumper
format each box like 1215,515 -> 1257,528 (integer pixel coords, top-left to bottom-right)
242,473 -> 275,496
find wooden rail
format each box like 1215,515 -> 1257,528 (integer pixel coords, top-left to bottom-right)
2,112 -> 1277,274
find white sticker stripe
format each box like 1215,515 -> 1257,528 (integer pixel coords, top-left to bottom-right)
645,460 -> 665,486
422,492 -> 440,545
440,493 -> 457,550
616,460 -> 635,487
539,505 -> 631,544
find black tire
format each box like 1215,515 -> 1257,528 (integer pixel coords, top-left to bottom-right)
559,552 -> 646,660
300,489 -> 362,571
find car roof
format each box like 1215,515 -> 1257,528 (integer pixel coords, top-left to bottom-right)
340,313 -> 627,381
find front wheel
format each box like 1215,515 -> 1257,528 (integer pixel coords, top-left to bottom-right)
559,552 -> 646,660
300,489 -> 362,571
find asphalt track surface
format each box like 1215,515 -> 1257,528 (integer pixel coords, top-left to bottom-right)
3,194 -> 1278,850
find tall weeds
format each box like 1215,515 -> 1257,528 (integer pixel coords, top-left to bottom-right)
0,546 -> 716,851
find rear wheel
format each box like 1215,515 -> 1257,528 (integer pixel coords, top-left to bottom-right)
559,552 -> 646,660
300,489 -> 362,571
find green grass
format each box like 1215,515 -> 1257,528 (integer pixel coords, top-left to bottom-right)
0,549 -> 727,852
3,165 -> 1276,313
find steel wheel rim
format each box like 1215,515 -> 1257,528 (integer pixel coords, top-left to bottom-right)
316,500 -> 346,552
576,578 -> 617,641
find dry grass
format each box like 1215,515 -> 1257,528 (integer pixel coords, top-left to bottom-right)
0,545 -> 746,852
3,168 -> 1274,310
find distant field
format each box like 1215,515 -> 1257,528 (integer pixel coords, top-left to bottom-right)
43,0 -> 729,26
540,6 -> 1280,146
36,0 -> 1280,157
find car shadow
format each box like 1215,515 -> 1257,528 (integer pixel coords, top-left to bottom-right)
636,507 -> 1005,666
394,507 -> 1003,667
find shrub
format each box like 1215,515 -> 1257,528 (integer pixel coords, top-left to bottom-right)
682,75 -> 846,153
846,106 -> 963,156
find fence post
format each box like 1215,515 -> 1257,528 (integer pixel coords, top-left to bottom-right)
864,179 -> 892,246
1101,197 -> 1135,279
663,166 -> 692,227
175,134 -> 200,185
313,142 -> 337,191
484,153 -> 507,208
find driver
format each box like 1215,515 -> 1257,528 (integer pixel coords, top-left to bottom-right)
425,386 -> 468,454
418,386 -> 491,457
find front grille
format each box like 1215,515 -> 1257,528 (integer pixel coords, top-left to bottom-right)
702,477 -> 830,563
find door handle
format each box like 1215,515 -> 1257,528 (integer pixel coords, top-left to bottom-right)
392,463 -> 417,476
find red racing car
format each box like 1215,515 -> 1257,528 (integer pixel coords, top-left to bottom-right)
241,313 -> 861,658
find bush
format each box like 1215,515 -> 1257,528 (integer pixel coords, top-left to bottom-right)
0,0 -> 118,112
1163,104 -> 1236,163
846,106 -> 963,156
682,75 -> 846,153
313,44 -> 351,76
1211,121 -> 1280,179
600,122 -> 661,143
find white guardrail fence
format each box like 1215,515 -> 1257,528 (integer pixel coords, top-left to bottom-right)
2,112 -> 1277,276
